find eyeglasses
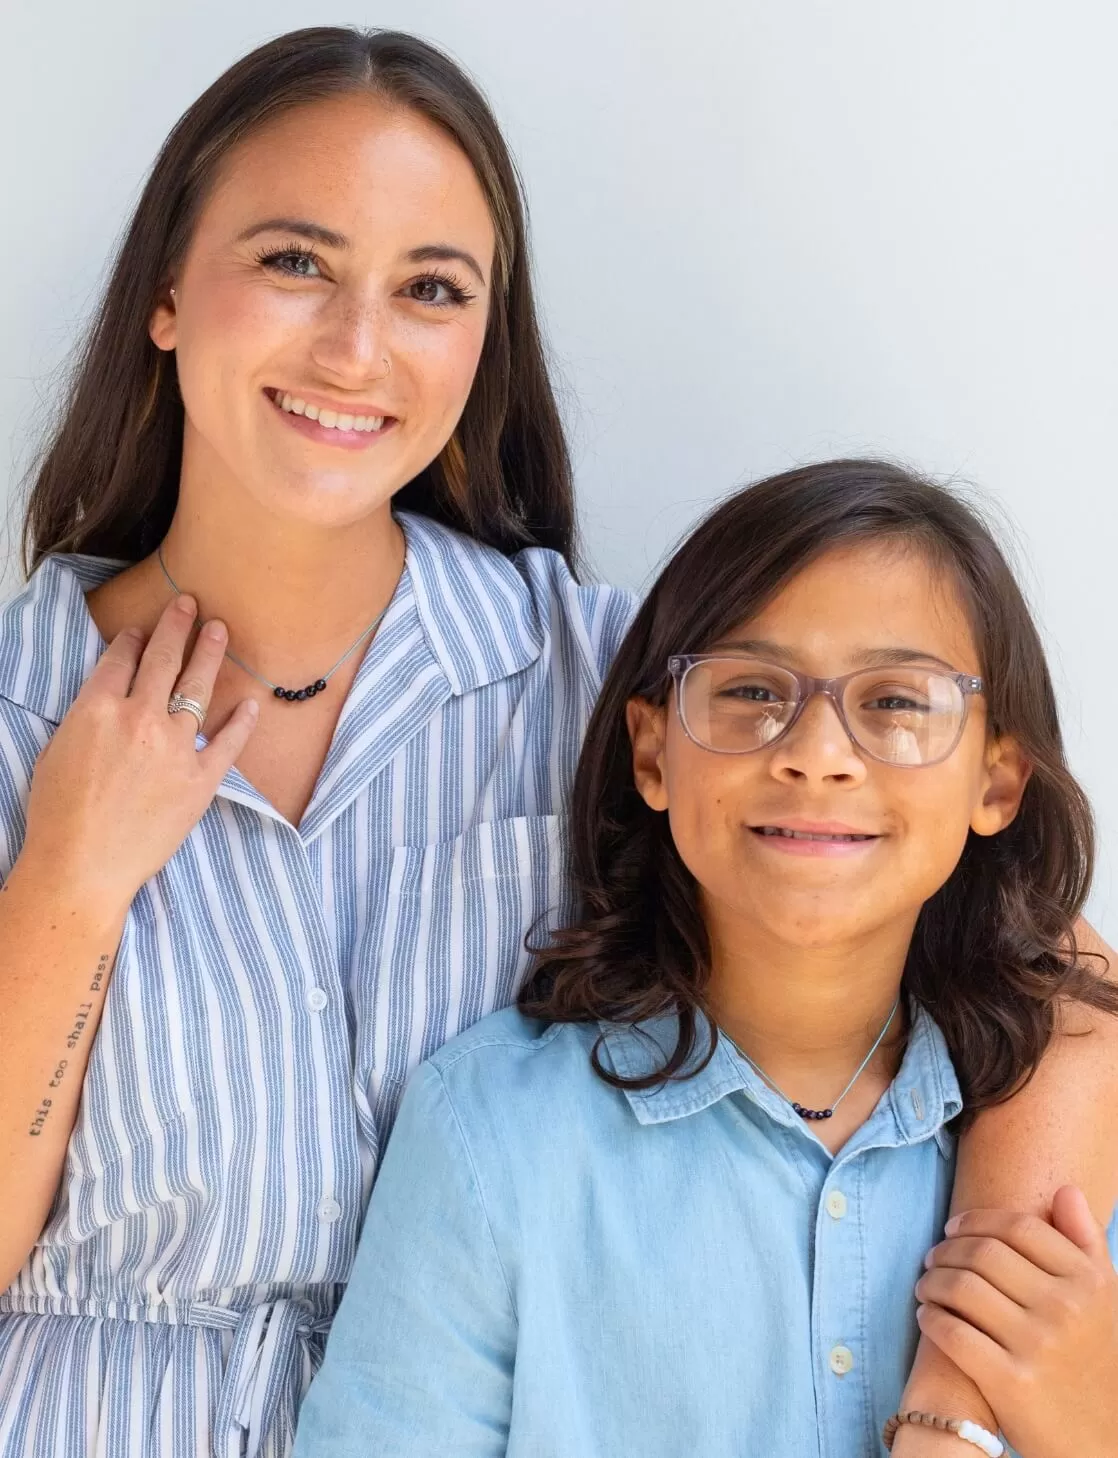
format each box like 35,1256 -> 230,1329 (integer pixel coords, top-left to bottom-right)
666,655 -> 984,767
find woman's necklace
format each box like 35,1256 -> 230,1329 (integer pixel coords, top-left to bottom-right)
724,997 -> 901,1121
157,547 -> 388,703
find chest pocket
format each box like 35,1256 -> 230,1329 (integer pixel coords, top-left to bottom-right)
360,814 -> 568,1118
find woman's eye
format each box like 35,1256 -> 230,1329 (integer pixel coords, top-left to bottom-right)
406,275 -> 472,307
258,247 -> 322,279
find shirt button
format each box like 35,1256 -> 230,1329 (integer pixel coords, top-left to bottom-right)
305,987 -> 329,1013
829,1345 -> 855,1376
317,1197 -> 342,1223
825,1190 -> 848,1220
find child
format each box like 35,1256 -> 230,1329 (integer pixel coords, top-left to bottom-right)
294,460 -> 1118,1457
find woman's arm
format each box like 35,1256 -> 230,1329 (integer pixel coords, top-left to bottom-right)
914,1188 -> 1118,1458
894,919 -> 1118,1455
293,1061 -> 516,1458
0,858 -> 125,1291
0,602 -> 255,1291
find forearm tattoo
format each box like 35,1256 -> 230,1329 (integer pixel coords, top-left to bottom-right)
28,953 -> 111,1137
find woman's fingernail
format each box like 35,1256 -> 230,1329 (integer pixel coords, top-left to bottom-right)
945,1215 -> 962,1235
177,594 -> 197,616
202,620 -> 226,641
915,1303 -> 927,1321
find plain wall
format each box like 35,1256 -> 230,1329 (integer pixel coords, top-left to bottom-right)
2,1 -> 1115,931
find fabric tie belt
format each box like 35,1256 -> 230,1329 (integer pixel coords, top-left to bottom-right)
188,1297 -> 334,1458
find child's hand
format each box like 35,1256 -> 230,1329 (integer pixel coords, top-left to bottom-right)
914,1186 -> 1118,1458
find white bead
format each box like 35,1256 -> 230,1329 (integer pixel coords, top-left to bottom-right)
956,1421 -> 1005,1456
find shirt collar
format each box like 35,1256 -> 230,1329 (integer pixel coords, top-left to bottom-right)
0,513 -> 545,726
398,512 -> 544,695
601,1001 -> 962,1152
0,552 -> 120,724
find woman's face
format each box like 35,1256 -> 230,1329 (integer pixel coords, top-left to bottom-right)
149,92 -> 497,529
629,540 -> 1031,953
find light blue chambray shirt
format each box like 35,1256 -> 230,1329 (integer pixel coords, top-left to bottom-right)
295,1002 -> 1118,1458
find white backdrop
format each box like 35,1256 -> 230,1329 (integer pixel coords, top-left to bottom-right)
2,1 -> 1115,931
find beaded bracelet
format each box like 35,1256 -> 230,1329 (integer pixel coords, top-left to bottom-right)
883,1410 -> 1005,1456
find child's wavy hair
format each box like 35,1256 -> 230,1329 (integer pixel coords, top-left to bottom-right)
520,459 -> 1116,1117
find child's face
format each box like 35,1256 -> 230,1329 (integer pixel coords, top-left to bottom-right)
628,539 -> 1031,953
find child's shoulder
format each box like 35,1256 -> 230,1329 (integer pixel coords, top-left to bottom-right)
427,1006 -> 601,1085
415,1009 -> 622,1155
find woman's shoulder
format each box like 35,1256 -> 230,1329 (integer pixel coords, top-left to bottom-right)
398,512 -> 637,690
0,553 -> 117,729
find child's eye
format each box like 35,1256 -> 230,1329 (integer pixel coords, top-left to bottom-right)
255,245 -> 323,279
405,273 -> 475,308
864,693 -> 929,714
718,682 -> 783,704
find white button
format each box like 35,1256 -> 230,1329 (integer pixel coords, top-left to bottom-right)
829,1345 -> 854,1376
305,987 -> 328,1013
317,1197 -> 342,1223
825,1190 -> 848,1220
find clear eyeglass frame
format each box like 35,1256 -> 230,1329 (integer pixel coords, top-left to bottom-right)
666,654 -> 985,768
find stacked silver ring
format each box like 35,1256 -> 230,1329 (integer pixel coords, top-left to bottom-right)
167,693 -> 206,731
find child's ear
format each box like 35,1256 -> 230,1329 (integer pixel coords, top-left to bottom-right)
627,697 -> 669,812
970,734 -> 1032,837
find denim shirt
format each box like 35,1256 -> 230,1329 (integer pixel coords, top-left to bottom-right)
295,1004 -> 1118,1458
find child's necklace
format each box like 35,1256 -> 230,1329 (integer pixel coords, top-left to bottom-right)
723,998 -> 901,1121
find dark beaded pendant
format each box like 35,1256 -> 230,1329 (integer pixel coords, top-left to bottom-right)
792,1103 -> 834,1121
274,678 -> 330,703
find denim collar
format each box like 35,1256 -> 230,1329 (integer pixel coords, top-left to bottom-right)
600,1000 -> 962,1155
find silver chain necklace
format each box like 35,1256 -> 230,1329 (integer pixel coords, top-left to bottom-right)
157,546 -> 388,703
724,997 -> 901,1121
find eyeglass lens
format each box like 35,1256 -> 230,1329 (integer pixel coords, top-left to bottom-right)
679,660 -> 967,765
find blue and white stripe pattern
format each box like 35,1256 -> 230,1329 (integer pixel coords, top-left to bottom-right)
0,513 -> 636,1457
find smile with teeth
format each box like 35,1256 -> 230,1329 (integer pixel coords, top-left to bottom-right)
270,390 -> 387,432
754,827 -> 877,842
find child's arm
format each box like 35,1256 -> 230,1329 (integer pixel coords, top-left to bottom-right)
893,919 -> 1118,1456
915,1186 -> 1118,1458
292,1063 -> 515,1458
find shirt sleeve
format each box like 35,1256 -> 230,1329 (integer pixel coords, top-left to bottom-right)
0,700 -> 45,880
293,1060 -> 516,1458
571,579 -> 639,686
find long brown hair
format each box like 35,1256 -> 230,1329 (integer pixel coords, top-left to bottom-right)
22,27 -> 576,572
520,459 -> 1117,1120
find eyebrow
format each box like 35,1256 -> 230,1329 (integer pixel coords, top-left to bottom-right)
236,218 -> 349,249
235,219 -> 488,284
714,638 -> 960,673
406,243 -> 487,285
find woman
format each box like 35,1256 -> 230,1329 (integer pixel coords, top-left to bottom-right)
0,26 -> 1114,1458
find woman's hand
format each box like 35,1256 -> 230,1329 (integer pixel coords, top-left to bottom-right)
913,1186 -> 1118,1458
20,592 -> 258,913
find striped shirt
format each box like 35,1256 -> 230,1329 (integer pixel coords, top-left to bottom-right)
0,513 -> 636,1458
